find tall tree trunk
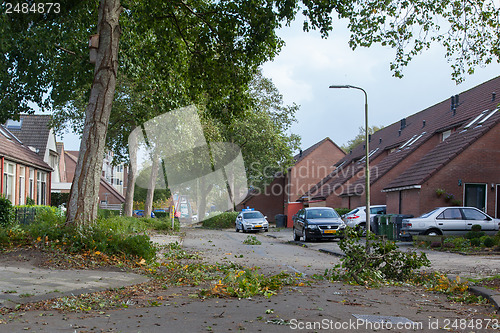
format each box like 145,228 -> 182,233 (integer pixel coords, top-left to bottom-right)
144,154 -> 159,218
66,0 -> 122,224
123,127 -> 137,217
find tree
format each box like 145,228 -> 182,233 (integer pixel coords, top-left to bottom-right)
3,0 -> 499,223
341,125 -> 384,153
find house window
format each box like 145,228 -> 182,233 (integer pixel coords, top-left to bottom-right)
49,152 -> 58,169
18,166 -> 25,205
3,162 -> 15,203
464,183 -> 487,212
442,130 -> 452,141
37,171 -> 47,205
29,169 -> 34,201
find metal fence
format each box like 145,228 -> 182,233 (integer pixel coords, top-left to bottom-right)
14,207 -> 37,225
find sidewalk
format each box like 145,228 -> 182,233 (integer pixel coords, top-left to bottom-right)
0,233 -> 183,309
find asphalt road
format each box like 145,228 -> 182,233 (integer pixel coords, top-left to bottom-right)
1,227 -> 498,332
184,227 -> 500,279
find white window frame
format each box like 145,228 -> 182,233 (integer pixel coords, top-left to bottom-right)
3,161 -> 16,203
18,166 -> 25,205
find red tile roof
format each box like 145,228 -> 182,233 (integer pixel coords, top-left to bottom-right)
313,75 -> 500,197
384,109 -> 500,190
0,125 -> 52,171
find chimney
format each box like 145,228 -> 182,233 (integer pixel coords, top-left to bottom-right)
299,149 -> 303,158
422,120 -> 426,128
398,129 -> 402,137
368,134 -> 372,142
493,92 -> 496,102
379,138 -> 382,144
400,118 -> 406,130
450,95 -> 455,111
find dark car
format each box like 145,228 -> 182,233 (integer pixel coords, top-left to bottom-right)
293,207 -> 346,241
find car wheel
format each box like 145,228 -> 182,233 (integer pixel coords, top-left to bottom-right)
242,225 -> 247,233
303,230 -> 309,242
424,229 -> 442,236
264,228 -> 269,232
293,228 -> 300,241
235,224 -> 239,232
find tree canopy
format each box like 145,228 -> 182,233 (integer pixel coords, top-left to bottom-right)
341,125 -> 384,153
2,0 -> 499,223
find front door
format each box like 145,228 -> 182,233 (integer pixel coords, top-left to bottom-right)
464,183 -> 486,211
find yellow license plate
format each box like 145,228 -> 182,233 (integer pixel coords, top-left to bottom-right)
255,225 -> 262,228
324,230 -> 336,234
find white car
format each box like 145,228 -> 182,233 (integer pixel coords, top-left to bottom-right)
235,210 -> 269,232
400,207 -> 500,237
342,205 -> 386,230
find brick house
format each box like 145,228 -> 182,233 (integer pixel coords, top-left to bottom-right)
5,115 -> 61,194
0,125 -> 52,205
237,137 -> 345,224
62,150 -> 126,207
306,76 -> 500,218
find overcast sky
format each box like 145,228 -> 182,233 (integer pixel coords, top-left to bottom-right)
261,17 -> 500,152
60,16 -> 500,152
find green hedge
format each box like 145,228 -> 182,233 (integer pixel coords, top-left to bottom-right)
335,208 -> 351,216
0,196 -> 14,227
202,212 -> 239,229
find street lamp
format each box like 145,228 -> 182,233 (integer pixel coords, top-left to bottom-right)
329,85 -> 370,246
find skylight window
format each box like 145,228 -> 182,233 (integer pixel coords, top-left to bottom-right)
464,110 -> 489,129
406,132 -> 426,147
359,148 -> 379,162
399,135 -> 417,149
477,107 -> 498,125
0,126 -> 11,139
6,119 -> 22,130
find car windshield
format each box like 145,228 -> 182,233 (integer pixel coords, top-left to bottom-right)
306,209 -> 339,219
243,212 -> 264,219
419,208 -> 439,218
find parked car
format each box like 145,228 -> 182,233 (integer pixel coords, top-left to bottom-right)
293,207 -> 346,242
400,207 -> 500,238
342,205 -> 386,230
235,210 -> 269,232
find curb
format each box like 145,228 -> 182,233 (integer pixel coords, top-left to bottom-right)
468,286 -> 500,312
318,248 -> 345,258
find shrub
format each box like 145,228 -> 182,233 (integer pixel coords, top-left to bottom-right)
202,212 -> 239,229
153,211 -> 168,219
471,224 -> 482,232
465,225 -> 484,240
483,237 -> 495,248
335,208 -> 351,217
0,196 -> 14,227
447,237 -> 470,250
470,238 -> 481,247
98,209 -> 121,219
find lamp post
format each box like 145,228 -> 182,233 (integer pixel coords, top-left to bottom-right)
329,85 -> 370,249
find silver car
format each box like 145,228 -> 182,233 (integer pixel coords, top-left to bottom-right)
400,207 -> 500,237
235,210 -> 269,232
343,205 -> 386,230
